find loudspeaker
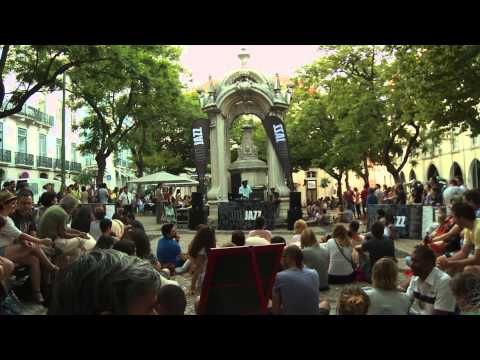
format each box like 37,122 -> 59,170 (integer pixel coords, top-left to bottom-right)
289,192 -> 301,210
192,192 -> 203,208
189,207 -> 206,230
287,209 -> 303,230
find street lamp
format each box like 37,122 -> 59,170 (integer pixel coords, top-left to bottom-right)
61,72 -> 66,191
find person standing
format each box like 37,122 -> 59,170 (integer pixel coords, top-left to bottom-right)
97,183 -> 110,204
80,186 -> 89,204
360,185 -> 369,217
374,184 -> 384,204
238,180 -> 253,199
118,186 -> 133,215
353,187 -> 362,219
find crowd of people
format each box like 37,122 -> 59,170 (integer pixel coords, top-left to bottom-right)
2,174 -> 480,315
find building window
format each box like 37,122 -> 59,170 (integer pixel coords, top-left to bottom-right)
0,122 -> 3,150
17,128 -> 27,153
56,138 -> 61,160
307,171 -> 317,178
472,134 -> 480,147
71,143 -> 77,163
39,134 -> 47,157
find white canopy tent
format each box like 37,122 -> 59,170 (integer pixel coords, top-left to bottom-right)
127,171 -> 199,187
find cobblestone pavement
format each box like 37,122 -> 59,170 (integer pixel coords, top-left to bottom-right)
20,214 -> 419,315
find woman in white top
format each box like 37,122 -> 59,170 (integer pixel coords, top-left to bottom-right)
325,224 -> 356,284
0,191 -> 59,303
290,219 -> 307,246
363,257 -> 411,315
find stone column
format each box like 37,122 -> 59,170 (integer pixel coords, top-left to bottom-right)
215,112 -> 229,201
207,113 -> 219,201
267,139 -> 290,197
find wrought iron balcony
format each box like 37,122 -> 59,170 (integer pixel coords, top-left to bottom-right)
37,156 -> 53,168
15,152 -> 34,166
114,158 -> 129,167
2,103 -> 54,127
0,149 -> 11,163
70,162 -> 82,172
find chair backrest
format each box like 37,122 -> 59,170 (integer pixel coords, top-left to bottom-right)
197,244 -> 284,315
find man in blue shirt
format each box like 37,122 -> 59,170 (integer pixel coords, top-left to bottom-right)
238,180 -> 252,199
156,223 -> 184,267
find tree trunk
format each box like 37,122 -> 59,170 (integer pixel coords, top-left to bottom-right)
336,178 -> 343,202
95,153 -> 107,186
362,157 -> 370,187
385,161 -> 401,185
345,172 -> 350,190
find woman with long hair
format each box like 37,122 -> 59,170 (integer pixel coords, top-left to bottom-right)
325,224 -> 356,284
188,225 -> 216,295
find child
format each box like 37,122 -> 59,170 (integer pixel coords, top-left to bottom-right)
156,284 -> 187,315
337,285 -> 370,315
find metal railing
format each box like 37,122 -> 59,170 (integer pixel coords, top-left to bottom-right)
0,149 -> 11,163
37,156 -> 53,168
1,103 -> 54,126
70,162 -> 82,172
15,152 -> 34,166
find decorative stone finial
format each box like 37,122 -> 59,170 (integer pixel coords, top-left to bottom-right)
238,48 -> 250,68
274,73 -> 281,91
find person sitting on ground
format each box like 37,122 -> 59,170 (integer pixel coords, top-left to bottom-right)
89,206 -> 106,241
123,229 -> 180,285
125,212 -> 145,232
99,218 -> 118,240
363,257 -> 411,315
48,249 -> 160,315
300,229 -> 329,291
231,230 -> 245,246
94,235 -> 116,250
325,224 -> 356,284
71,205 -> 93,235
437,202 -> 480,274
156,284 -> 187,315
156,223 -> 185,273
188,224 -> 216,295
425,206 -> 462,256
37,194 -> 96,262
405,244 -> 456,315
376,209 -> 386,223
36,190 -> 57,225
0,191 -> 59,303
291,219 -> 307,246
349,220 -> 364,264
111,218 -> 125,239
113,239 -> 136,256
336,285 -> 370,315
271,236 -> 286,245
247,216 -> 272,242
464,189 -> 480,218
383,214 -> 397,241
450,270 -> 480,315
355,222 -> 395,283
272,245 -> 329,315
10,192 -> 37,237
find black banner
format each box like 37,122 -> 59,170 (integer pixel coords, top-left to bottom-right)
218,201 -> 275,230
262,115 -> 294,191
192,118 -> 210,194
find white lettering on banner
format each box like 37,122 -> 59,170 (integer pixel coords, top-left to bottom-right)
273,124 -> 286,143
395,216 -> 406,228
244,210 -> 262,221
193,128 -> 204,146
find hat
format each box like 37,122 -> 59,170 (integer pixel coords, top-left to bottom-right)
0,191 -> 17,205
